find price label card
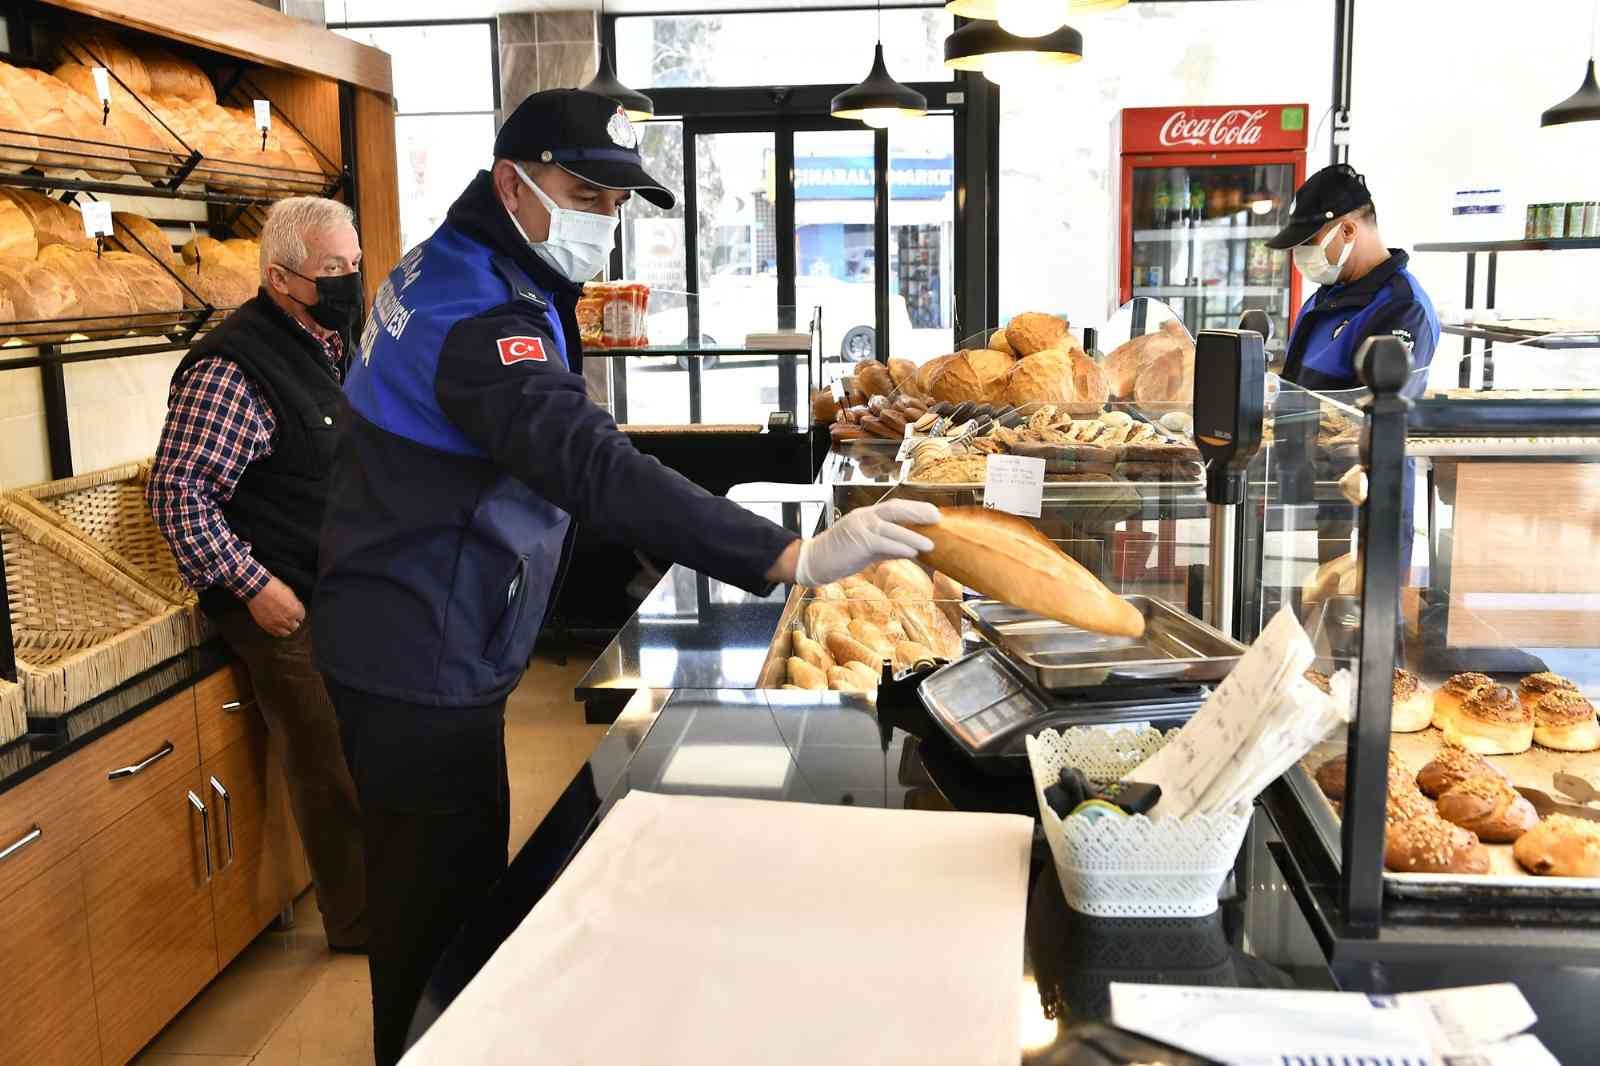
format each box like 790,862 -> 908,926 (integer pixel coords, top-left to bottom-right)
982,454 -> 1045,518
253,99 -> 272,130
81,200 -> 113,238
91,66 -> 112,103
831,379 -> 845,403
895,422 -> 919,462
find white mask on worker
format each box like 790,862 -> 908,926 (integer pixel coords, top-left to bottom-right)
1293,222 -> 1353,287
506,162 -> 618,283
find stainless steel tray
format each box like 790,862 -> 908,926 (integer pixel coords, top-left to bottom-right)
960,596 -> 1245,691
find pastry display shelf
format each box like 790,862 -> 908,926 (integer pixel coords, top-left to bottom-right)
1439,323 -> 1600,350
1414,238 -> 1600,388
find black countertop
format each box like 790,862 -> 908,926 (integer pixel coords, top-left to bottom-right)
0,642 -> 233,796
407,686 -> 1335,1063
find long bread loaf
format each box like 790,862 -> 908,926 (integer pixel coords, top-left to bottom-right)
908,506 -> 1145,638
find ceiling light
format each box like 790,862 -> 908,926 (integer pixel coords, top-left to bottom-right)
944,21 -> 1084,87
582,44 -> 654,122
1542,1 -> 1600,127
833,41 -> 928,127
945,0 -> 1125,24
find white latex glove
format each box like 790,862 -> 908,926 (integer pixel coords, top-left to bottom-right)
795,500 -> 940,587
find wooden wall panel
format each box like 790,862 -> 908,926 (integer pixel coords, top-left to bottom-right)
42,0 -> 392,93
1447,462 -> 1600,648
248,70 -> 343,173
353,87 -> 401,306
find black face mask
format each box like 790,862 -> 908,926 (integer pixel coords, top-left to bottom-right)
281,265 -> 364,333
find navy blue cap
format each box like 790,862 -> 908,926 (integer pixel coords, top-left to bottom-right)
1266,164 -> 1373,249
494,89 -> 675,210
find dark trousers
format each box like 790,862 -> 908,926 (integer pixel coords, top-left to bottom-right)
211,608 -> 367,947
327,682 -> 510,1066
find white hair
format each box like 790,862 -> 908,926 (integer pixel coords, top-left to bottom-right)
259,196 -> 355,279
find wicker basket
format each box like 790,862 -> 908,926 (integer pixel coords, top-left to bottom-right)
1,498 -> 191,715
0,677 -> 24,747
10,462 -> 192,608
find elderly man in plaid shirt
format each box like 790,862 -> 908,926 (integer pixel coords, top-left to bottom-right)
148,197 -> 367,952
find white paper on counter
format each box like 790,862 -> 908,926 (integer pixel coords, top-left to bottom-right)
401,791 -> 1034,1066
1110,982 -> 1546,1066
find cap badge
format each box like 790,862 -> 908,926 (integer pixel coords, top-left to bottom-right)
607,106 -> 638,149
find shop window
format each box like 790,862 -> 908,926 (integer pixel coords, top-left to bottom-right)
998,0 -> 1333,332
332,21 -> 498,253
614,10 -> 953,89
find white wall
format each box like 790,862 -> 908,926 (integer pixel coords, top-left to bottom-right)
1352,0 -> 1600,389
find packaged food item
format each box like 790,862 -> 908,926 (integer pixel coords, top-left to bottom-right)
576,285 -> 605,347
582,280 -> 651,349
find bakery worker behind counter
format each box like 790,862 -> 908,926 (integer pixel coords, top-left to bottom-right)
1266,163 -> 1441,573
312,88 -> 940,1066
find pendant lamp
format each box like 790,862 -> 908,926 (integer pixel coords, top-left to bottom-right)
581,5 -> 653,121
1542,0 -> 1600,127
832,5 -> 928,127
943,20 -> 1083,87
944,0 -> 1124,39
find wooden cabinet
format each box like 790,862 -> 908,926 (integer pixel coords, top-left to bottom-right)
0,852 -> 101,1066
195,663 -> 253,762
71,688 -> 199,841
80,767 -> 220,1066
204,713 -> 305,966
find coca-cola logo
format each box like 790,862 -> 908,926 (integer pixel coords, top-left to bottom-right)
1158,108 -> 1268,148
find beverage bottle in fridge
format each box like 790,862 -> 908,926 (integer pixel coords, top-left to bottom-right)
1173,171 -> 1190,225
1153,179 -> 1172,229
1190,180 -> 1207,224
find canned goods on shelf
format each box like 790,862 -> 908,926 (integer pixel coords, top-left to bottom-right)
1587,202 -> 1600,238
1526,203 -> 1541,239
1567,202 -> 1588,239
1549,203 -> 1568,239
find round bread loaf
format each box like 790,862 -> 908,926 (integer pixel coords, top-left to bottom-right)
136,43 -> 215,104
111,210 -> 174,265
1385,816 -> 1490,874
1433,672 -> 1493,731
927,352 -> 986,405
52,62 -> 181,182
177,257 -> 255,310
0,255 -> 75,334
855,359 -> 894,398
1514,814 -> 1600,877
1391,668 -> 1433,733
1533,691 -> 1600,752
1002,349 -> 1075,406
6,66 -> 131,176
0,80 -> 41,173
61,30 -> 153,94
1519,671 -> 1578,713
1416,744 -> 1503,799
988,328 -> 1014,356
1436,773 -> 1538,842
1005,311 -> 1069,356
1443,683 -> 1532,755
1133,345 -> 1194,405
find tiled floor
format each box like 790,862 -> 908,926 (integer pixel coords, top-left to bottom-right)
132,655 -> 605,1066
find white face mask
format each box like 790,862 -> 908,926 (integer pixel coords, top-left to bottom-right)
1293,222 -> 1354,287
505,162 -> 619,283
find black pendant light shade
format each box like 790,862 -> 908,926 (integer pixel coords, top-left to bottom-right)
1541,59 -> 1600,127
582,44 -> 654,122
832,43 -> 929,126
943,20 -> 1084,84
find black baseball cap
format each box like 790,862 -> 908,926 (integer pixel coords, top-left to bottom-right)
1265,164 -> 1373,249
494,88 -> 676,210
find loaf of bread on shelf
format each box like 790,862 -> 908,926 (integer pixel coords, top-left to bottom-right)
0,81 -> 41,173
38,243 -> 139,331
100,250 -> 182,327
111,210 -> 174,264
929,348 -> 1013,405
1105,319 -> 1193,399
1002,348 -> 1110,409
7,66 -> 132,176
907,506 -> 1146,638
1,189 -> 93,251
0,193 -> 39,260
0,255 -> 75,332
175,257 -> 255,310
59,29 -> 153,94
1134,345 -> 1195,405
135,42 -> 214,104
51,62 -> 182,181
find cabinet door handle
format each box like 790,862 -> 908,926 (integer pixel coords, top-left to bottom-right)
108,740 -> 175,780
221,700 -> 253,713
0,825 -> 41,863
188,791 -> 212,883
210,776 -> 235,870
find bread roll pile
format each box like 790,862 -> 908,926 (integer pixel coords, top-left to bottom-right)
1104,318 -> 1196,405
783,563 -> 966,693
922,313 -> 1109,411
0,62 -> 133,177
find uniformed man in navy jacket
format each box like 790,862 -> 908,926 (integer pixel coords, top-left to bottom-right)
313,89 -> 939,1065
1267,163 -> 1439,393
1266,163 -> 1440,574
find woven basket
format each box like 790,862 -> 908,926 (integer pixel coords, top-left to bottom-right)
10,462 -> 193,608
1,498 -> 191,715
0,677 -> 24,746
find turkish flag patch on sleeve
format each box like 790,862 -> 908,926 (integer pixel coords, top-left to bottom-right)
497,336 -> 548,365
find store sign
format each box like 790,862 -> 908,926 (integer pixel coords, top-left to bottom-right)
1121,105 -> 1309,154
794,156 -> 953,201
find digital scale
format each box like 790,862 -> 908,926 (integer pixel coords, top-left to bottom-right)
916,599 -> 1245,771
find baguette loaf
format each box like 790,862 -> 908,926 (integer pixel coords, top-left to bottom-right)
824,631 -> 879,669
787,658 -> 828,691
790,631 -> 834,673
908,506 -> 1145,637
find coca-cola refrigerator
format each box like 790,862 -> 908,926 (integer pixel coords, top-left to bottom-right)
1112,104 -> 1309,355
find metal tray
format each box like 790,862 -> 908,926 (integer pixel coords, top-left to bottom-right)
960,596 -> 1245,692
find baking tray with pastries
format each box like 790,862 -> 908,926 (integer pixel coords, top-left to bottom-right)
0,190 -> 252,345
769,560 -> 969,696
1300,667 -> 1600,896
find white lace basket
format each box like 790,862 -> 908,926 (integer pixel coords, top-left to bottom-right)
1025,727 -> 1253,918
